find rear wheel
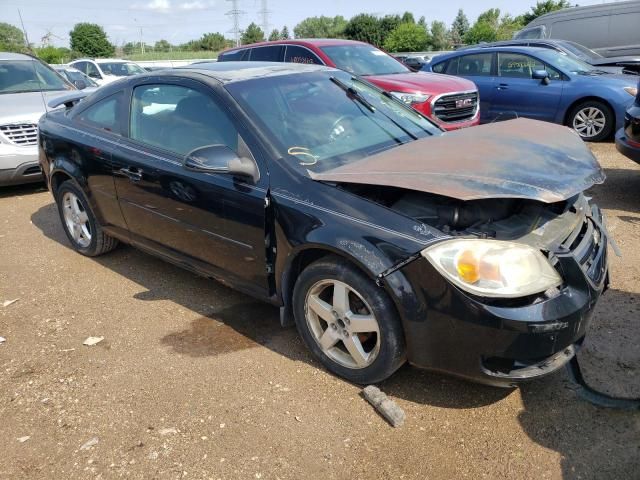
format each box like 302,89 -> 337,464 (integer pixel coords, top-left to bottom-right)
55,180 -> 118,256
568,100 -> 614,142
293,256 -> 406,384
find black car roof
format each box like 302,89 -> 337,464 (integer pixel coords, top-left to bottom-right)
174,61 -> 333,83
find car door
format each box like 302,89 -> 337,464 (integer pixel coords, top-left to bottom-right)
492,52 -> 564,122
69,91 -> 129,233
112,79 -> 270,297
446,53 -> 495,122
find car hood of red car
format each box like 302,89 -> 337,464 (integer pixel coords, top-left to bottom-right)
309,118 -> 605,203
363,72 -> 476,96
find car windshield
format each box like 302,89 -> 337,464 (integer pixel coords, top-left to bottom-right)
0,60 -> 73,94
560,41 -> 603,61
535,49 -> 596,74
98,62 -> 146,76
226,70 -> 440,175
320,45 -> 409,76
63,69 -> 98,87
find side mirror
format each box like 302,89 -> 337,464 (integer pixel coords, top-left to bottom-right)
532,69 -> 550,85
73,80 -> 87,90
184,144 -> 259,184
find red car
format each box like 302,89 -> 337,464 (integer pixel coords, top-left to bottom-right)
218,39 -> 480,131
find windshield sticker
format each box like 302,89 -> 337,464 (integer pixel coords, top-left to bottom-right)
288,146 -> 318,166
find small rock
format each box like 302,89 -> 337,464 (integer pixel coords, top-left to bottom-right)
0,337 -> 5,344
83,337 -> 104,346
294,416 -> 302,422
362,385 -> 405,427
219,423 -> 225,429
80,437 -> 99,450
17,436 -> 30,443
159,427 -> 178,436
148,451 -> 159,460
2,299 -> 19,307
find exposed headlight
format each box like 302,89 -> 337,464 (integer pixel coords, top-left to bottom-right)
389,91 -> 430,104
624,86 -> 638,97
422,239 -> 562,298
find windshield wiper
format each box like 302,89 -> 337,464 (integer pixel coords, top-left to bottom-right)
330,76 -> 376,113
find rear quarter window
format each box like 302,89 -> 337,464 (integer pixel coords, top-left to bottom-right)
431,61 -> 446,73
76,92 -> 123,134
219,49 -> 249,61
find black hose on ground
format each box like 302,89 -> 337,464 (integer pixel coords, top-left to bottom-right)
565,356 -> 640,410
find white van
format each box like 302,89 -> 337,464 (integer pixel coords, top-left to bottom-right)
515,1 -> 640,57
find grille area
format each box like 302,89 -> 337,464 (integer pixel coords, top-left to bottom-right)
0,123 -> 38,146
562,216 -> 607,285
432,92 -> 478,123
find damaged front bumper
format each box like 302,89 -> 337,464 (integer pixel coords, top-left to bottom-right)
383,204 -> 610,387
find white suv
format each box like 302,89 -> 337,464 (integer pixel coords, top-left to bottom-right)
0,52 -> 75,186
68,58 -> 146,86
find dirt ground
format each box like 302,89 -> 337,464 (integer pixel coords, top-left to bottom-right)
1,142 -> 639,480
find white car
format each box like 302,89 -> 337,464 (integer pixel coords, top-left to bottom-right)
53,65 -> 99,92
68,58 -> 146,86
0,52 -> 76,186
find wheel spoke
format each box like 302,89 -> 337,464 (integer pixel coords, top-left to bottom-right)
346,312 -> 378,333
332,282 -> 350,317
71,196 -> 82,215
575,124 -> 587,132
343,335 -> 369,367
318,329 -> 339,351
71,224 -> 81,241
77,211 -> 89,224
307,294 -> 335,323
576,111 -> 586,122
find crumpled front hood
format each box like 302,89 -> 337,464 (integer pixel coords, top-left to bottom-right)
310,118 -> 605,203
0,90 -> 71,125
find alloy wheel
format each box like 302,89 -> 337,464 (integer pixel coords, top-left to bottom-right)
304,279 -> 381,369
62,191 -> 92,248
573,106 -> 606,139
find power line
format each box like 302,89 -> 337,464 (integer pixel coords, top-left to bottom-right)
226,0 -> 245,47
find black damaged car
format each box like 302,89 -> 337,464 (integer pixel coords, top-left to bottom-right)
616,79 -> 640,164
39,62 -> 610,386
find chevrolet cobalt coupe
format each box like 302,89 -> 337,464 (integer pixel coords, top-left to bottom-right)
39,63 -> 610,386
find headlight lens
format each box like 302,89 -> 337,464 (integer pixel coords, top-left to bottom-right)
624,86 -> 638,97
390,91 -> 430,104
422,239 -> 562,298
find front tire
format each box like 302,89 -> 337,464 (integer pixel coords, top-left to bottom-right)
292,256 -> 406,384
568,100 -> 614,142
54,180 -> 118,256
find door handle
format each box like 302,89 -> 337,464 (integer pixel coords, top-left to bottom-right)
496,83 -> 509,90
119,167 -> 143,182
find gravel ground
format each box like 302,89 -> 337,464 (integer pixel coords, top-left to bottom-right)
1,142 -> 639,480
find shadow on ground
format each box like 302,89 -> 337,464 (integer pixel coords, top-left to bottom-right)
588,167 -> 640,213
0,182 -> 47,199
31,201 -> 640,480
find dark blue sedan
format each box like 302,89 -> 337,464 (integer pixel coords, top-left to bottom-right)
424,46 -> 638,141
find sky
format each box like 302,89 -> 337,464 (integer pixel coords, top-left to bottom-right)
0,0 -> 611,48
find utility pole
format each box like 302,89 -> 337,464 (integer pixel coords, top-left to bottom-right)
226,0 -> 245,47
139,27 -> 145,54
258,0 -> 270,38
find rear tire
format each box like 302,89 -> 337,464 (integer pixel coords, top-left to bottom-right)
54,180 -> 118,257
567,100 -> 614,142
292,255 -> 406,384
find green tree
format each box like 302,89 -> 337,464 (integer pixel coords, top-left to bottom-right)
280,25 -> 290,39
268,29 -> 280,41
384,23 -> 429,52
69,23 -> 115,57
430,21 -> 450,51
344,14 -> 382,47
418,16 -> 427,29
522,0 -> 572,25
198,32 -> 226,51
401,12 -> 415,24
379,14 -> 401,46
450,9 -> 470,45
35,46 -> 70,63
476,8 -> 501,29
293,16 -> 347,39
154,39 -> 171,52
241,23 -> 264,45
0,22 -> 26,52
122,41 -> 138,55
464,21 -> 498,44
497,14 -> 525,40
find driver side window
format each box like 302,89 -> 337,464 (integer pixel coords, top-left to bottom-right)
86,62 -> 101,79
129,84 -> 240,157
